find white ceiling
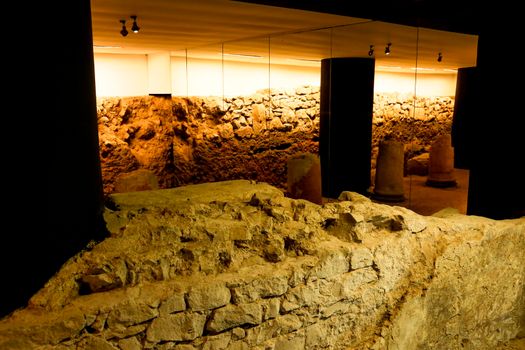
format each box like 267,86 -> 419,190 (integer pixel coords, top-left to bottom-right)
91,0 -> 478,73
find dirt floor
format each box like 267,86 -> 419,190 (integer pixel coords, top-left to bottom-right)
373,169 -> 469,216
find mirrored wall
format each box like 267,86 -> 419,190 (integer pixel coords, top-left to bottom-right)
100,19 -> 478,215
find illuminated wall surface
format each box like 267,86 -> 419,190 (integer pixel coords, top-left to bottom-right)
94,53 -> 457,98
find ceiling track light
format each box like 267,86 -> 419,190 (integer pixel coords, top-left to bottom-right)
130,15 -> 140,33
120,19 -> 128,37
437,52 -> 443,62
368,45 -> 374,57
385,43 -> 392,55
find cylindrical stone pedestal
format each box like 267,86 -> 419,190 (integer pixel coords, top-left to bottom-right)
287,153 -> 322,204
426,134 -> 457,188
373,140 -> 405,202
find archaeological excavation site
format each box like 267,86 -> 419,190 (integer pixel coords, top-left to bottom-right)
3,0 -> 524,349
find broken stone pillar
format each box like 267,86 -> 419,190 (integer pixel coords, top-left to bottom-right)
287,153 -> 322,204
373,140 -> 405,202
426,134 -> 457,188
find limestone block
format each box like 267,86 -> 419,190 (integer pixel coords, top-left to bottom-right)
305,323 -> 331,348
19,308 -> 87,345
262,298 -> 281,320
174,345 -> 198,350
281,108 -> 297,124
274,334 -> 305,350
235,126 -> 253,138
201,332 -> 231,350
114,169 -> 159,193
244,314 -> 302,346
227,341 -> 249,350
295,86 -> 311,95
207,303 -> 263,333
80,273 -> 122,293
118,336 -> 142,350
107,301 -> 158,331
187,282 -> 231,311
282,284 -> 318,312
231,327 -> 246,340
146,313 -> 206,342
310,250 -> 349,279
340,268 -> 378,298
109,324 -> 147,339
351,248 -> 374,269
231,274 -> 289,304
218,123 -> 234,139
320,301 -> 351,318
159,293 -> 186,316
269,117 -> 284,130
77,335 -> 118,350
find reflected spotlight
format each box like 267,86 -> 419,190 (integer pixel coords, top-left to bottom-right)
385,43 -> 392,55
368,45 -> 374,57
437,52 -> 443,62
131,15 -> 140,33
120,20 -> 128,37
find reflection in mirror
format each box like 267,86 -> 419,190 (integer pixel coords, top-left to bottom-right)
185,45 -> 223,98
410,28 -> 478,215
328,22 -> 418,207
269,29 -> 331,199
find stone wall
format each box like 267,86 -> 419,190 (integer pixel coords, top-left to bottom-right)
0,181 -> 523,349
97,88 -> 453,195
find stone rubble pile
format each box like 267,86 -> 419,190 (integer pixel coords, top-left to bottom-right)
0,180 -> 523,350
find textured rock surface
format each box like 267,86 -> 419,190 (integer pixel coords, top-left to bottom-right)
97,90 -> 453,195
1,180 -> 522,350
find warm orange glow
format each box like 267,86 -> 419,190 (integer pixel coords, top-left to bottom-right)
94,53 -> 148,97
170,57 -> 320,97
148,53 -> 172,94
94,53 -> 457,98
375,71 -> 457,96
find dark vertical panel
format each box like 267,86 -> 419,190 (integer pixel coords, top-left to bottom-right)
466,25 -> 525,219
320,58 -> 375,198
451,67 -> 478,169
0,0 -> 105,317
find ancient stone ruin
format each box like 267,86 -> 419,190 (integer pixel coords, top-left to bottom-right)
1,180 -> 523,349
97,88 -> 454,195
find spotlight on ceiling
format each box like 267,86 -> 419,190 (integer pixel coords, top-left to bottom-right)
120,20 -> 128,37
437,52 -> 443,62
368,45 -> 375,57
385,43 -> 392,55
131,15 -> 140,33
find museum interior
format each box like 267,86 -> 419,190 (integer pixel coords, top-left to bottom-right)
0,1 -> 523,349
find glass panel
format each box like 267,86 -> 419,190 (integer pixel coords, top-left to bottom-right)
171,49 -> 188,97
269,29 -> 331,194
409,28 -> 478,215
186,44 -> 223,98
220,38 -> 272,183
331,21 -> 418,206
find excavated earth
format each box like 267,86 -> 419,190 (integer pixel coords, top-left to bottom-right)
0,180 -> 523,349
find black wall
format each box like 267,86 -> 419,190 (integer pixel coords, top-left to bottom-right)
1,0 -> 106,317
465,23 -> 525,219
451,67 -> 478,170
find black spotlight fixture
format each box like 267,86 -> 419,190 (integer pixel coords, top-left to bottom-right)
131,15 -> 140,33
385,43 -> 392,55
368,45 -> 374,57
437,52 -> 443,62
120,20 -> 128,37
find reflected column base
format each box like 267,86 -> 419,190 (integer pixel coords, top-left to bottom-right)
425,179 -> 457,188
371,192 -> 406,203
